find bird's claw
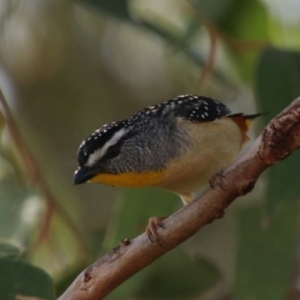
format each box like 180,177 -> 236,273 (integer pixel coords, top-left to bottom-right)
146,216 -> 167,246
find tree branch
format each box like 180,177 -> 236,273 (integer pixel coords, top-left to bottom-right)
59,96 -> 300,300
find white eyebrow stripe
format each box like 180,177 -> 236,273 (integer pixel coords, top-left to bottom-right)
85,128 -> 128,167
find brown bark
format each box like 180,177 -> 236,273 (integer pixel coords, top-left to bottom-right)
58,97 -> 300,300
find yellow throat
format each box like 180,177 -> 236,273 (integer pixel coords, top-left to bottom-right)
90,170 -> 165,187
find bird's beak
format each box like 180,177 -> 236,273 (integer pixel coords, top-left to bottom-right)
73,167 -> 98,185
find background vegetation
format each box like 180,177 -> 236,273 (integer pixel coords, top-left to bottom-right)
0,0 -> 300,299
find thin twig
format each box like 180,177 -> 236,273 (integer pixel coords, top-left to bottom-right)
186,0 -> 221,88
198,28 -> 218,88
0,88 -> 89,257
58,97 -> 300,300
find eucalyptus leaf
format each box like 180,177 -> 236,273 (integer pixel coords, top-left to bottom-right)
0,259 -> 55,300
0,240 -> 24,260
257,48 -> 300,212
193,0 -> 233,22
234,47 -> 300,300
85,0 -> 130,20
219,0 -> 269,81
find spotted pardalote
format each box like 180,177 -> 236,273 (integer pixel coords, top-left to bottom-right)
74,94 -> 261,206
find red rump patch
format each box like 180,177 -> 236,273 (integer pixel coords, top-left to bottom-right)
229,114 -> 250,143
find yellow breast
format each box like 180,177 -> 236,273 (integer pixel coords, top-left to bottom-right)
156,117 -> 244,194
90,170 -> 165,187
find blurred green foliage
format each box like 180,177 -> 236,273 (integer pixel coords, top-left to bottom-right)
0,0 -> 300,299
134,249 -> 220,300
0,240 -> 24,260
87,0 -> 131,20
235,202 -> 298,300
258,49 -> 300,212
0,258 -> 55,300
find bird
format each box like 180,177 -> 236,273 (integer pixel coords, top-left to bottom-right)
73,94 -> 261,242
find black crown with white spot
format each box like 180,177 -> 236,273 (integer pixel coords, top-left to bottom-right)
77,95 -> 231,167
78,121 -> 127,167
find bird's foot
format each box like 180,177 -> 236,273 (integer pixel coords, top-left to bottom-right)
209,171 -> 227,192
146,216 -> 167,246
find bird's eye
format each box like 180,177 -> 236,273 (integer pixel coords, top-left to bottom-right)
78,148 -> 88,167
105,144 -> 121,159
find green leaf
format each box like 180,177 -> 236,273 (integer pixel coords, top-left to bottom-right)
0,259 -> 55,300
135,249 -> 220,300
193,0 -> 234,23
220,0 -> 268,40
180,0 -> 233,45
234,203 -> 298,300
235,47 -> 300,300
0,176 -> 29,239
85,0 -> 130,20
257,48 -> 300,117
256,48 -> 300,212
0,240 -> 24,260
220,0 -> 269,81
